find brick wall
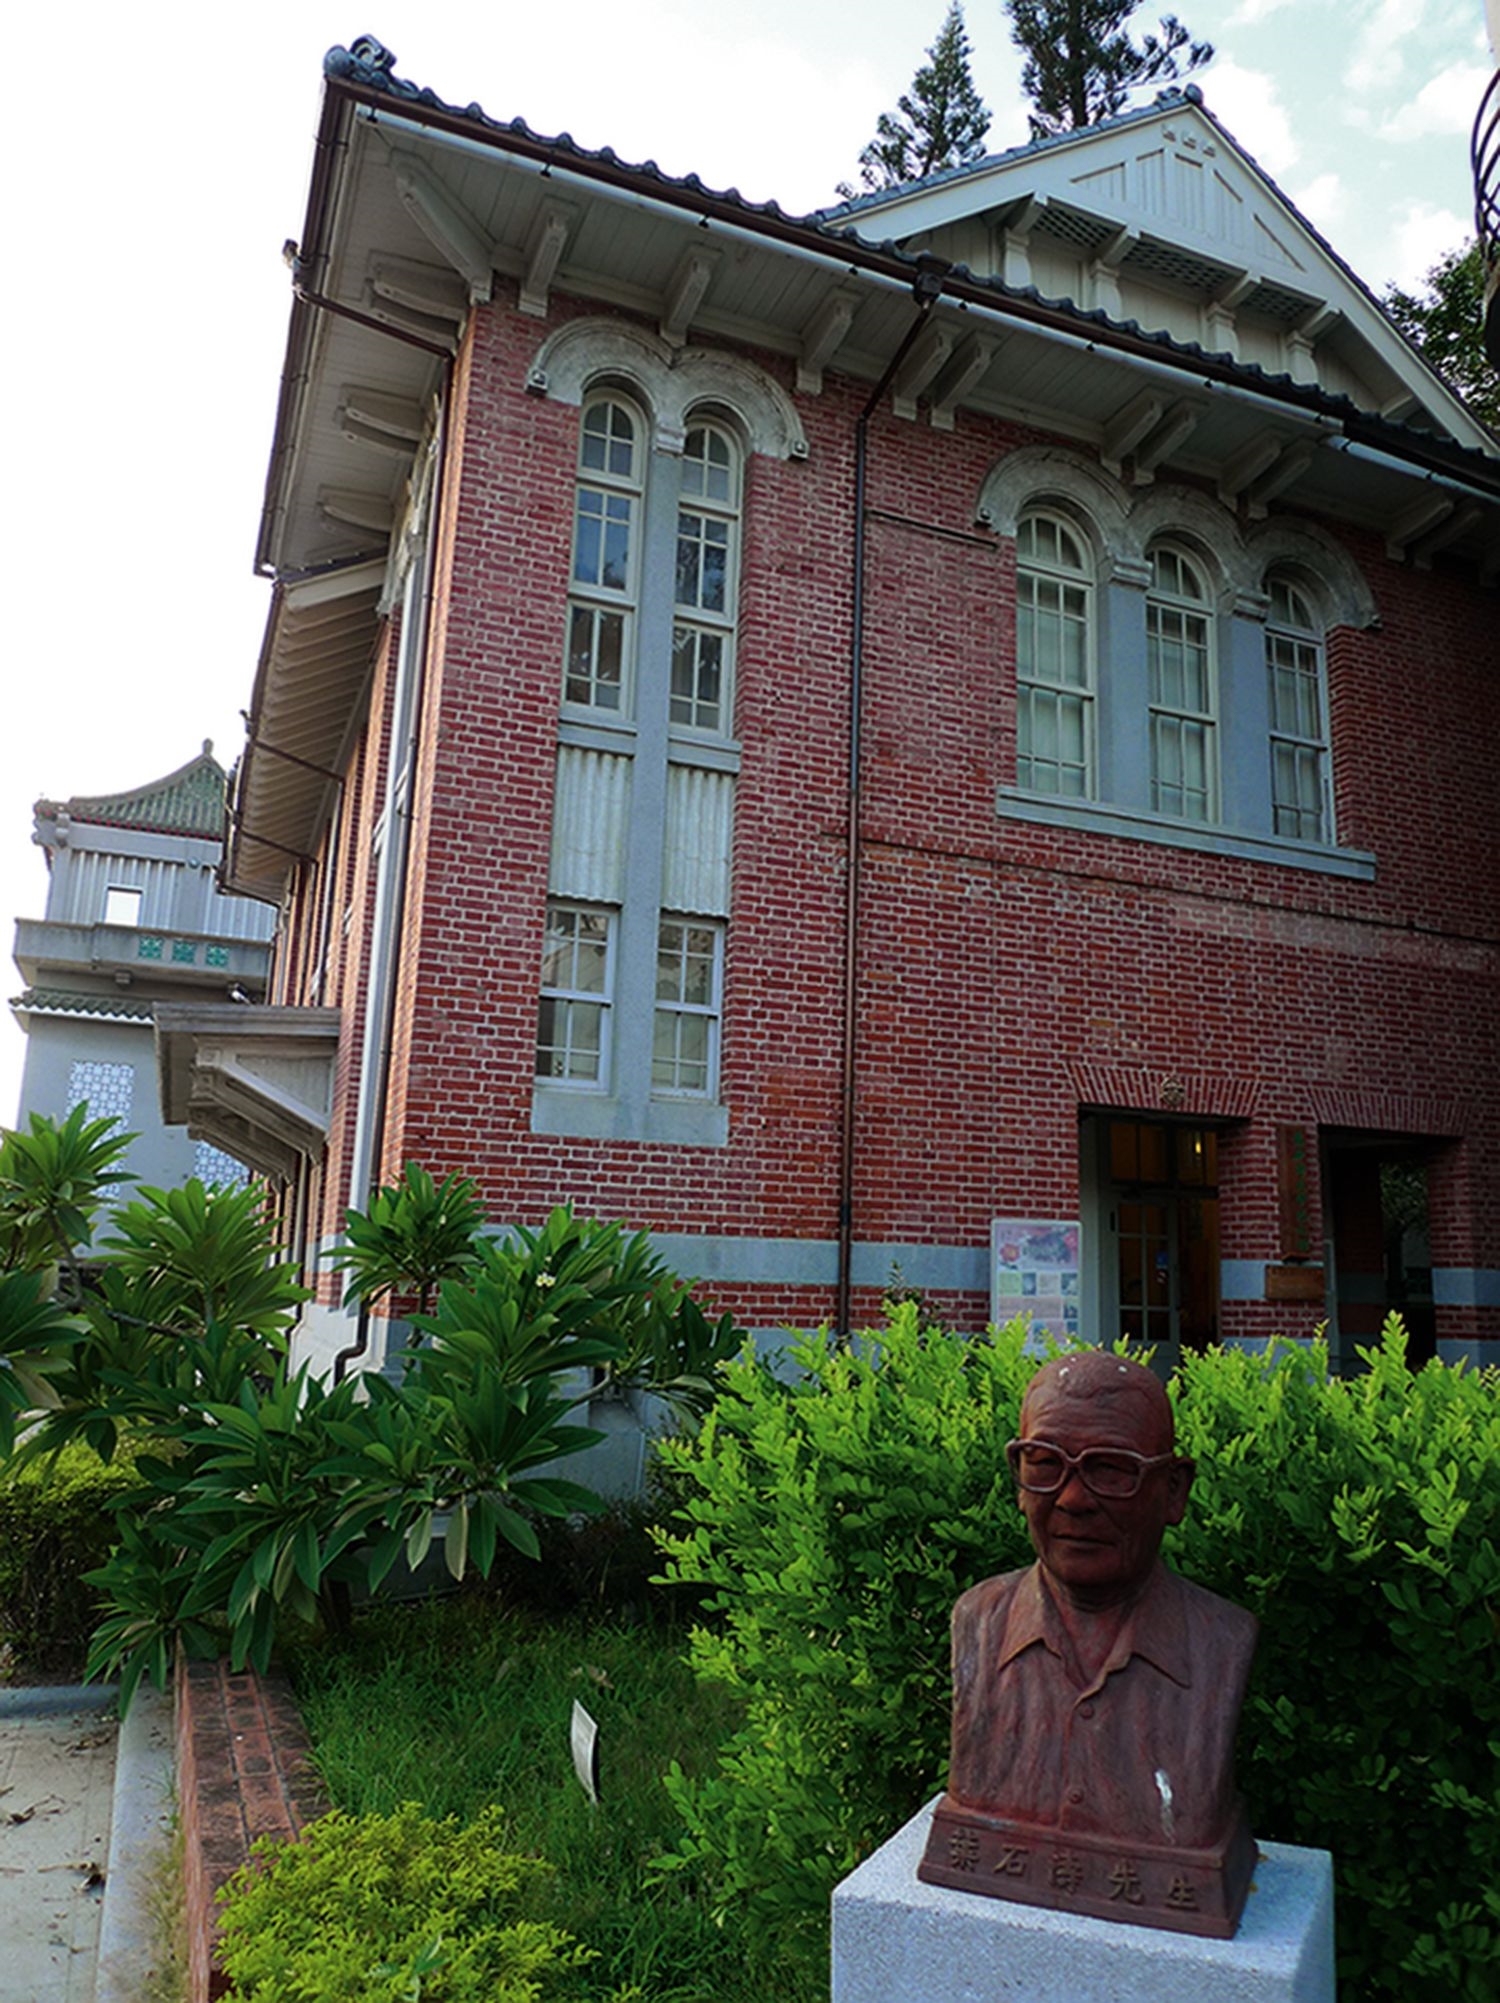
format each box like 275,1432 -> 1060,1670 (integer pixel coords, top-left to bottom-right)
175,1654 -> 329,2002
280,288 -> 1500,1357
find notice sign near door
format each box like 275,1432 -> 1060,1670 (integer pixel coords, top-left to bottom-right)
991,1220 -> 1081,1344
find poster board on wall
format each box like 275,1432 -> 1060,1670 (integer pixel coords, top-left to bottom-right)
991,1219 -> 1081,1345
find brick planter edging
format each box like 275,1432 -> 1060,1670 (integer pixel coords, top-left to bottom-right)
174,1653 -> 330,2002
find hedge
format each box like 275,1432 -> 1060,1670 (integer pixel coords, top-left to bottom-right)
0,1441 -> 146,1676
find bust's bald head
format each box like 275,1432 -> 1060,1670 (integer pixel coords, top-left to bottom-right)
1020,1350 -> 1175,1457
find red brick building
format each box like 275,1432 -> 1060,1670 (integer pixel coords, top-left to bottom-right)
158,38 -> 1500,1382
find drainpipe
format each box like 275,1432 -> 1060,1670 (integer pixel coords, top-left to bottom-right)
330,391 -> 449,1385
836,258 -> 948,1339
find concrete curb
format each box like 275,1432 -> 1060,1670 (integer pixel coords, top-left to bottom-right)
97,1682 -> 176,2003
0,1681 -> 119,1718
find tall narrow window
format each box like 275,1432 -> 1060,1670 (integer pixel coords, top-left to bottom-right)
653,916 -> 723,1096
1147,544 -> 1216,821
1265,575 -> 1330,841
536,902 -> 614,1085
566,398 -> 642,714
1015,512 -> 1094,797
671,424 -> 740,736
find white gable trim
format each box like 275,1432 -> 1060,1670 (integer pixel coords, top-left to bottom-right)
844,98 -> 1496,460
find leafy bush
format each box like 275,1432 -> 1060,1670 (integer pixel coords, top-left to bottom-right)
330,1164 -> 488,1314
1170,1326 -> 1500,2002
653,1309 -> 1037,1955
0,1122 -> 743,1708
0,1442 -> 146,1675
655,1308 -> 1500,2003
215,1802 -> 593,2002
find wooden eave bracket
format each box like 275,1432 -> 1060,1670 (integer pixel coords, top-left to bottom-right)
392,155 -> 495,303
366,258 -> 468,345
891,321 -> 954,421
1244,439 -> 1319,517
1217,432 -> 1283,504
1131,400 -> 1201,482
1102,389 -> 1165,475
660,248 -> 721,348
1385,489 -> 1455,560
929,334 -> 1002,430
319,488 -> 396,535
798,288 -> 859,394
999,195 -> 1047,288
519,202 -> 576,319
1409,501 -> 1482,569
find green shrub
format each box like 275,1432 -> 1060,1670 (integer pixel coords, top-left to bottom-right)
655,1309 -> 1500,2003
1170,1326 -> 1500,2002
215,1802 -> 592,2002
653,1309 -> 1038,1958
0,1441 -> 146,1675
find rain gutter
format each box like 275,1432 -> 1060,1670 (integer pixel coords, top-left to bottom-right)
342,93 -> 1500,500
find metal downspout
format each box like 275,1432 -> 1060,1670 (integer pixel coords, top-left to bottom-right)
835,260 -> 948,1339
329,385 -> 450,1386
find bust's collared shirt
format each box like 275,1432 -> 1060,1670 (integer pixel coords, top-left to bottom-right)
947,1559 -> 1255,1851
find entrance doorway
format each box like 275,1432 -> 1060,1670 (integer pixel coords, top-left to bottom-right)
1323,1134 -> 1435,1369
1083,1115 -> 1221,1370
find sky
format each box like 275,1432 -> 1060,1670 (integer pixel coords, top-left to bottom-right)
2,0 -> 1493,1122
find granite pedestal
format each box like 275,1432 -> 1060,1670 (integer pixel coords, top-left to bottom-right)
832,1799 -> 1335,2003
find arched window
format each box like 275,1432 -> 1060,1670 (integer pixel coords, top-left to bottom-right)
672,422 -> 740,735
566,395 -> 643,714
1015,511 -> 1095,798
1147,543 -> 1216,821
1265,573 -> 1330,841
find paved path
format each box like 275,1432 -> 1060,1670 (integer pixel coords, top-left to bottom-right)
0,1698 -> 118,2003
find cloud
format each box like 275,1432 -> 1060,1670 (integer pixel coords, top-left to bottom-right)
1379,60 -> 1493,140
1383,199 -> 1471,291
1343,0 -> 1426,98
1289,173 -> 1346,236
1199,62 -> 1298,175
1224,0 -> 1296,22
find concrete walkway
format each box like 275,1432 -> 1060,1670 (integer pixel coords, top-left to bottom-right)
0,1684 -> 173,2003
0,1693 -> 117,2003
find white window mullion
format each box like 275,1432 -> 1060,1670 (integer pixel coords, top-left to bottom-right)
653,916 -> 723,1097
566,399 -> 643,717
536,902 -> 615,1087
670,425 -> 740,738
1015,512 -> 1095,799
1265,576 -> 1331,843
1147,544 -> 1217,822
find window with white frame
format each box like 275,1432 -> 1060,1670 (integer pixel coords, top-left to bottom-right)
103,886 -> 142,927
653,916 -> 723,1096
1147,543 -> 1217,822
1265,574 -> 1330,842
536,902 -> 615,1085
1015,511 -> 1095,797
671,425 -> 740,735
566,397 -> 642,715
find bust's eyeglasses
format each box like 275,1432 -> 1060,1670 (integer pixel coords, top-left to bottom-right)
1005,1438 -> 1177,1500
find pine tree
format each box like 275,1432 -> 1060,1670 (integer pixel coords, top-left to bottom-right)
843,4 -> 992,197
1005,0 -> 1212,138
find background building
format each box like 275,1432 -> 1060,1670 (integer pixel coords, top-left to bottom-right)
11,747 -> 275,1218
160,40 -> 1499,1379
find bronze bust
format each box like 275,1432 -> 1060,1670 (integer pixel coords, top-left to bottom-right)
918,1351 -> 1258,1937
